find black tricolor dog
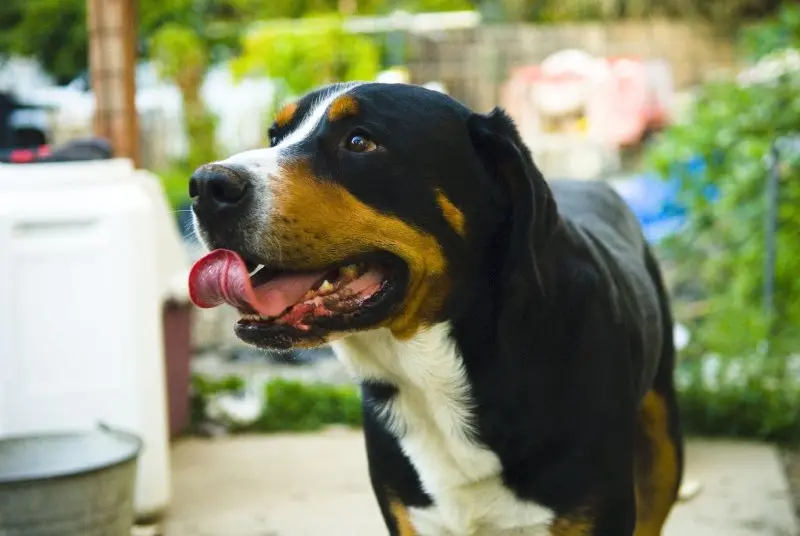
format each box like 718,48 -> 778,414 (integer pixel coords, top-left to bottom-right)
188,82 -> 684,535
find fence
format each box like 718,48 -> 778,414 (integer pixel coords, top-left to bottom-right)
44,20 -> 737,171
406,20 -> 738,112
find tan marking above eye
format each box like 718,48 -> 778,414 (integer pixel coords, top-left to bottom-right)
435,189 -> 465,237
327,95 -> 359,122
274,102 -> 298,128
268,160 -> 450,339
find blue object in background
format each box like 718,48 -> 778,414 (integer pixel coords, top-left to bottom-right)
610,174 -> 687,244
610,156 -> 717,244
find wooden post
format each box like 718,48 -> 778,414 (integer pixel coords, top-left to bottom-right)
86,0 -> 140,167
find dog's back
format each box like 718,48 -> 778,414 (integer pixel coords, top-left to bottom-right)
188,81 -> 685,535
550,179 -> 645,257
550,178 -> 665,398
551,178 -> 684,533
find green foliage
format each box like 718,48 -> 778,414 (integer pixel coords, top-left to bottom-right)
489,0 -> 783,25
192,374 -> 247,397
740,2 -> 800,61
256,379 -> 363,432
232,16 -> 381,99
151,24 -> 219,172
402,0 -> 472,12
150,24 -> 208,85
190,374 -> 363,433
646,6 -> 800,359
0,0 -> 205,83
677,354 -> 800,444
0,0 -> 469,84
0,0 -> 87,84
138,0 -> 196,35
221,0 -> 469,20
645,4 -> 800,445
189,374 -> 247,430
183,108 -> 220,173
158,165 -> 194,211
190,365 -> 800,444
190,363 -> 800,444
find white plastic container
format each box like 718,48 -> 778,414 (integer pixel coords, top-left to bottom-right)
0,158 -> 171,520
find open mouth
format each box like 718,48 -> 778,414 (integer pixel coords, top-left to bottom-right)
188,249 -> 407,349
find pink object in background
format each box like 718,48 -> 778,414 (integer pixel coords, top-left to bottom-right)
501,51 -> 675,149
589,57 -> 651,147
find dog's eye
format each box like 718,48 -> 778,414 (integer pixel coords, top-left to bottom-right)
344,133 -> 377,153
267,126 -> 278,148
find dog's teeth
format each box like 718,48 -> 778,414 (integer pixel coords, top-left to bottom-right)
340,264 -> 358,279
319,280 -> 334,293
249,264 -> 265,277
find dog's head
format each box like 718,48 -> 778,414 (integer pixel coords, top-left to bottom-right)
189,82 -> 558,349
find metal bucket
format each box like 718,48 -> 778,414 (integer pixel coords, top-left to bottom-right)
0,425 -> 142,536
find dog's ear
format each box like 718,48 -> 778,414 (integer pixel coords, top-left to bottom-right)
467,107 -> 559,293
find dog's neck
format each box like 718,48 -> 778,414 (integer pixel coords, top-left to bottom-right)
331,323 -> 462,390
330,324 -> 557,533
332,322 -> 493,483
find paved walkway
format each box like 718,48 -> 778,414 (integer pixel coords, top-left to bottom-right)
162,430 -> 798,536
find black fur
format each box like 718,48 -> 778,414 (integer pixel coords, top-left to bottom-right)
341,86 -> 682,534
196,82 -> 683,535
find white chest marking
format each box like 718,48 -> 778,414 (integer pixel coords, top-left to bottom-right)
332,324 -> 555,536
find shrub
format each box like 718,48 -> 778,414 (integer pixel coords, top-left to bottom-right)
150,23 -> 219,173
232,15 -> 380,104
646,5 -> 800,358
646,5 -> 800,444
157,164 -> 193,213
255,379 -> 363,432
677,354 -> 800,444
190,374 -> 363,433
189,374 -> 247,431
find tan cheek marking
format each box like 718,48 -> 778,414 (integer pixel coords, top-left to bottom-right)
275,102 -> 297,128
270,161 -> 449,339
327,95 -> 359,122
435,189 -> 465,237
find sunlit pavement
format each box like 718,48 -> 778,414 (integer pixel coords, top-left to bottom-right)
161,430 -> 798,536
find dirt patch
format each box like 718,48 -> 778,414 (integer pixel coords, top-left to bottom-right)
781,447 -> 800,522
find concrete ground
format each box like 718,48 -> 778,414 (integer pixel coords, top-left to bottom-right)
161,430 -> 798,536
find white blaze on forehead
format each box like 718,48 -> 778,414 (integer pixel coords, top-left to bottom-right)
217,83 -> 362,171
280,83 -> 363,148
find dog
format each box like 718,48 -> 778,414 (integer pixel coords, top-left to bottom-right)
188,82 -> 684,535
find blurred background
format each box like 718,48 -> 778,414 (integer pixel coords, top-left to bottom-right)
0,1 -> 798,535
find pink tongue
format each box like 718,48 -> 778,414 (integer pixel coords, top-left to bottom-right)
188,249 -> 326,318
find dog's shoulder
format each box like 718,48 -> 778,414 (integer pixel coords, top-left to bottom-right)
550,179 -> 645,257
544,178 -> 666,400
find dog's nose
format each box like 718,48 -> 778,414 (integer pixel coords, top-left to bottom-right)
189,165 -> 251,213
